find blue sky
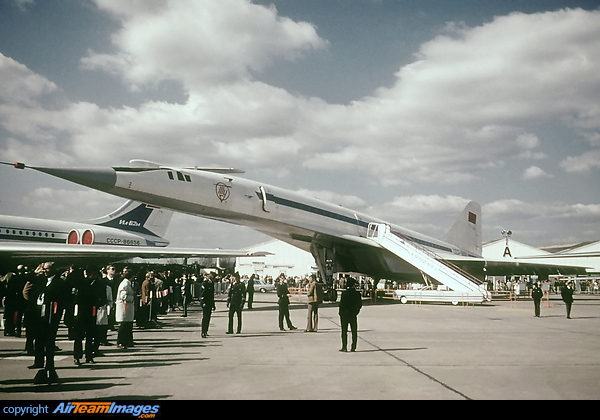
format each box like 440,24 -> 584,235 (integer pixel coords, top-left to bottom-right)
1,0 -> 600,250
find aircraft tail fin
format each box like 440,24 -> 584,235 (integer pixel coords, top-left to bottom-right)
441,201 -> 482,257
86,200 -> 174,239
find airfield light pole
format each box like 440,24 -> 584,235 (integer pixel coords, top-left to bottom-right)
501,229 -> 512,246
501,229 -> 513,259
500,230 -> 515,296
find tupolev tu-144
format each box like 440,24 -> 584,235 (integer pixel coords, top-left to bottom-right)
6,160 -> 588,289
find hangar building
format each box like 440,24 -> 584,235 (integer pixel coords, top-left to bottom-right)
483,238 -> 600,274
237,239 -> 316,279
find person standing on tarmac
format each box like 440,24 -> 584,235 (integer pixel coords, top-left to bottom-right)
103,264 -> 118,333
305,274 -> 321,332
277,275 -> 297,331
22,266 -> 41,356
116,266 -> 135,349
561,280 -> 575,319
246,274 -> 255,309
532,282 -> 544,317
181,274 -> 193,318
140,271 -> 156,327
339,277 -> 362,353
4,265 -> 27,337
24,262 -> 66,384
200,274 -> 216,338
227,273 -> 245,334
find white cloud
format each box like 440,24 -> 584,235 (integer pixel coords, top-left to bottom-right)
212,135 -> 302,166
14,0 -> 34,10
0,54 -> 57,107
2,3 -> 600,250
2,5 -> 600,195
314,8 -> 600,184
484,199 -> 600,221
522,165 -> 553,180
83,0 -> 327,90
480,198 -> 600,245
20,187 -> 123,220
560,149 -> 600,174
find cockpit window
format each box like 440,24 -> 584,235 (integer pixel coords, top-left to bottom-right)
167,171 -> 191,182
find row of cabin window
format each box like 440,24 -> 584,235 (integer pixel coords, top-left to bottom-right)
167,171 -> 191,182
3,228 -> 56,238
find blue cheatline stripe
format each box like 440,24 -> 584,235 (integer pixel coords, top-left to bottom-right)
256,191 -> 369,227
257,190 -> 454,254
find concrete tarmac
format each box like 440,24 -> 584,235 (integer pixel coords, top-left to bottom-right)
0,292 -> 599,400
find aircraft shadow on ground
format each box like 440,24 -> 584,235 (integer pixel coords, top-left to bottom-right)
0,336 -> 215,395
0,349 -> 28,358
355,347 -> 428,353
95,394 -> 171,400
231,304 -> 287,312
567,315 -> 600,319
0,350 -> 203,396
123,337 -> 212,348
75,357 -> 208,370
0,376 -> 127,394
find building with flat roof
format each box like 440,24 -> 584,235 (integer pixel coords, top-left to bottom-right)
483,237 -> 600,275
237,239 -> 316,278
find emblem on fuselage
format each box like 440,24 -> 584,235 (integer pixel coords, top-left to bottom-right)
215,182 -> 231,202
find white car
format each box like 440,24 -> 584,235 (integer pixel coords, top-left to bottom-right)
393,287 -> 489,305
244,278 -> 275,293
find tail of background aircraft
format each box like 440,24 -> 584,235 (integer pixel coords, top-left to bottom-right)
86,200 -> 174,239
441,201 -> 482,257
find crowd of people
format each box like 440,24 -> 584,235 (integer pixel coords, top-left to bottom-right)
3,259 -> 589,385
0,262 -> 233,384
491,276 -> 600,295
0,261 -> 367,384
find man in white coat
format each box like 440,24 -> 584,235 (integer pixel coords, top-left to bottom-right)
116,266 -> 135,349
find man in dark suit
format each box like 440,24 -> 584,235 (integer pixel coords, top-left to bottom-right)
277,275 -> 297,331
532,282 -> 544,317
246,274 -> 255,309
200,274 -> 216,338
24,262 -> 66,384
227,273 -> 245,334
561,281 -> 575,319
339,277 -> 362,352
3,265 -> 27,337
72,267 -> 106,364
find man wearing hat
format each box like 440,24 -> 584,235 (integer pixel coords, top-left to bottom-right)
24,262 -> 66,384
227,273 -> 245,334
531,282 -> 544,317
338,277 -> 362,352
561,280 -> 575,319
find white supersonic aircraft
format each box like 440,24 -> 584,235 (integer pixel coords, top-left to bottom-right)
6,160 -> 588,300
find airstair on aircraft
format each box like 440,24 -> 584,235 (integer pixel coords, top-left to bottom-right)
367,223 -> 491,303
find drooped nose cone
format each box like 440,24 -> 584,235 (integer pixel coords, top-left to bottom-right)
32,166 -> 117,192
